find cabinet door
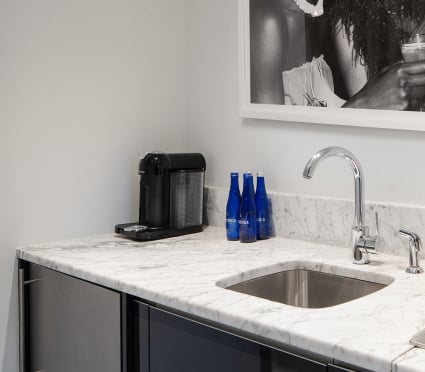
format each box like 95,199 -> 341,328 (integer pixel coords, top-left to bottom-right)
149,307 -> 327,372
23,262 -> 121,372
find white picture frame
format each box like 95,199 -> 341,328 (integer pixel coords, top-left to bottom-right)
238,0 -> 425,131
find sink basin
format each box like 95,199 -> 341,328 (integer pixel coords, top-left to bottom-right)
225,268 -> 390,309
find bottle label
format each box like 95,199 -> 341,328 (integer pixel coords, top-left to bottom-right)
239,220 -> 250,225
256,217 -> 266,222
226,218 -> 238,223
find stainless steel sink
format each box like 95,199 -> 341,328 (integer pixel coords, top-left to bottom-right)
225,269 -> 389,308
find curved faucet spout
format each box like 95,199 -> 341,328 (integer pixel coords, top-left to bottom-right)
303,146 -> 365,231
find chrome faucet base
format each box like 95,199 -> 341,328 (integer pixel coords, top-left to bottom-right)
351,228 -> 377,265
406,266 -> 424,274
353,254 -> 370,265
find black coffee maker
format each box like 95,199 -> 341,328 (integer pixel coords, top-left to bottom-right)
115,152 -> 206,241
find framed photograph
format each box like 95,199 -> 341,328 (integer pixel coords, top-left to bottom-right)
238,0 -> 425,131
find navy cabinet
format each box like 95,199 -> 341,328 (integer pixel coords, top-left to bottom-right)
129,302 -> 368,372
148,306 -> 328,372
19,262 -> 121,372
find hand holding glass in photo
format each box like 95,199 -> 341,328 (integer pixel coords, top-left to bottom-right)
401,34 -> 425,101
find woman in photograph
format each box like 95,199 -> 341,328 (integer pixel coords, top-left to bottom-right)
250,0 -> 339,106
250,0 -> 425,111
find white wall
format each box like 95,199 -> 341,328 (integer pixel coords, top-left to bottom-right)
0,0 -> 187,370
185,0 -> 425,207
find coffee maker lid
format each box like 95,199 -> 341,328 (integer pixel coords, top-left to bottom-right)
139,153 -> 206,175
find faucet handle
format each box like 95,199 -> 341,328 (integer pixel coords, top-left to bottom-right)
399,228 -> 424,274
364,212 -> 379,238
359,212 -> 379,255
374,212 -> 379,239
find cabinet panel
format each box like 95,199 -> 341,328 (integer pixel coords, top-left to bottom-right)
25,263 -> 121,372
149,307 -> 327,372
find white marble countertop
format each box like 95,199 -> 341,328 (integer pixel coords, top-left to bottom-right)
16,226 -> 425,372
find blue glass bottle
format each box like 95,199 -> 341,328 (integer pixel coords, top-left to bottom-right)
239,173 -> 257,243
255,172 -> 270,240
226,172 -> 241,240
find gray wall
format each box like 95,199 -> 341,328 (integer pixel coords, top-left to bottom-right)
0,1 -> 187,370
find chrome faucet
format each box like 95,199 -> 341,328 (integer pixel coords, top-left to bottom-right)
303,147 -> 378,264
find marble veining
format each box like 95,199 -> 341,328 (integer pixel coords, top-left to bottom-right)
393,348 -> 425,372
17,226 -> 425,372
205,186 -> 425,259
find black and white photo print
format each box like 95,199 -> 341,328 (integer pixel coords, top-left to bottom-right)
248,0 -> 425,111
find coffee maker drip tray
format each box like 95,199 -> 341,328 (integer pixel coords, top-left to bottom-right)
115,222 -> 203,241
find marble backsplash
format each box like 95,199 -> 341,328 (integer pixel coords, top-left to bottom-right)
204,186 -> 425,258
